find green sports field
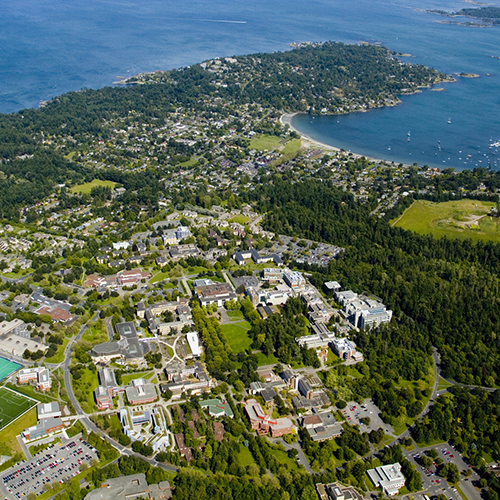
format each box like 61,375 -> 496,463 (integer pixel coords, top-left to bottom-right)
0,357 -> 22,381
0,387 -> 37,432
392,199 -> 500,242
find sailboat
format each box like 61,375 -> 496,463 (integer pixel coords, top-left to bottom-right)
447,118 -> 452,124
407,130 -> 411,142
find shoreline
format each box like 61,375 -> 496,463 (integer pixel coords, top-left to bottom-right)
280,112 -> 411,167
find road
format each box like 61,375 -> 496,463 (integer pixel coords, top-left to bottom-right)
63,314 -> 178,473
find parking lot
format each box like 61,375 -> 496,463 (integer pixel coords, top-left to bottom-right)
342,399 -> 395,436
403,444 -> 482,500
0,437 -> 98,500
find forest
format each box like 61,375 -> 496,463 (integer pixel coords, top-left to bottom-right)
246,177 -> 500,387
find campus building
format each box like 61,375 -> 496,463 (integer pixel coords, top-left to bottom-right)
244,399 -> 294,438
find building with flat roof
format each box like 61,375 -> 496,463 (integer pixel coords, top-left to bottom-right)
283,270 -> 306,291
83,473 -> 171,500
194,282 -> 237,307
94,385 -> 113,410
367,463 -> 405,497
316,482 -> 365,500
186,331 -> 200,357
301,411 -> 343,442
37,402 -> 61,420
22,416 -> 64,441
125,378 -> 158,405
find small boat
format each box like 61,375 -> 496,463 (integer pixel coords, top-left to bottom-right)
447,118 -> 451,124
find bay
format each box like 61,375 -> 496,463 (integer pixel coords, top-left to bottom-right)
1,0 -> 500,170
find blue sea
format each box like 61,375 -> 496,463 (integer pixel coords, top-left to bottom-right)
2,0 -> 500,170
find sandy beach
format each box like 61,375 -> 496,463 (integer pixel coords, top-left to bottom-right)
280,112 -> 407,166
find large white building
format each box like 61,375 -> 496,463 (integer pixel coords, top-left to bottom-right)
186,331 -> 200,357
367,463 -> 405,496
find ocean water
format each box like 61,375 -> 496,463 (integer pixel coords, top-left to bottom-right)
1,0 -> 500,170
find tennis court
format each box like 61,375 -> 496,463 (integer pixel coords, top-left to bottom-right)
0,356 -> 22,381
0,387 -> 37,431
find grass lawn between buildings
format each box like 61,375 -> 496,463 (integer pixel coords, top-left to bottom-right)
222,322 -> 252,353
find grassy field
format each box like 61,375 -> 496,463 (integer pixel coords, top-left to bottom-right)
235,445 -> 256,467
70,179 -> 117,194
227,310 -> 245,320
0,387 -> 37,432
253,351 -> 279,366
392,199 -> 500,242
249,134 -> 282,151
121,371 -> 154,385
221,322 -> 252,353
229,215 -> 250,225
0,406 -> 37,455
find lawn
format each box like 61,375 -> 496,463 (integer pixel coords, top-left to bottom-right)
253,351 -> 279,366
392,199 -> 500,242
72,366 -> 99,413
0,406 -> 37,455
0,387 -> 37,432
282,138 -> 302,155
268,447 -> 298,470
227,310 -> 245,320
70,179 -> 117,194
221,322 -> 252,353
150,271 -> 171,284
235,445 -> 256,468
437,376 -> 454,392
229,215 -> 250,225
44,337 -> 69,364
121,371 -> 154,385
392,361 -> 435,435
249,134 -> 282,151
179,158 -> 199,168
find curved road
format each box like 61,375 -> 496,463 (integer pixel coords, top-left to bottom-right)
64,315 -> 178,473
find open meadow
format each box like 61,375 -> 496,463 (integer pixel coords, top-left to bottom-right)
392,199 -> 500,242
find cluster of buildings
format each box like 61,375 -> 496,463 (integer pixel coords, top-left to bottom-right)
232,249 -> 283,267
90,321 -> 153,367
84,269 -> 151,289
17,366 -> 52,391
138,298 -> 194,336
160,360 -> 212,399
336,290 -> 392,330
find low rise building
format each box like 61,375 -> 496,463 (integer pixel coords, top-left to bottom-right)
330,337 -> 363,361
22,416 -> 64,441
83,473 -> 171,500
367,463 -> 405,497
125,378 -> 158,405
37,402 -> 61,420
194,282 -> 237,307
244,399 -> 294,438
316,482 -> 364,500
200,398 -> 234,418
301,411 -> 343,442
94,385 -> 113,410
